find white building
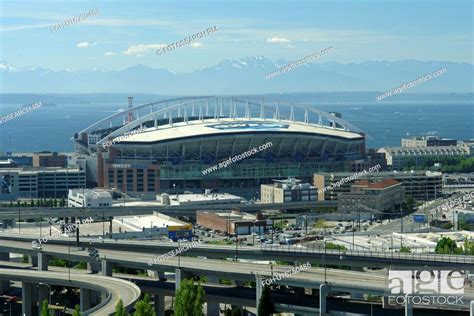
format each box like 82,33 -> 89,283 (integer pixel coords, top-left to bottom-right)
260,177 -> 317,203
68,189 -> 112,208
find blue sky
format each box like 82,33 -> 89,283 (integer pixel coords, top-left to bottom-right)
0,0 -> 472,73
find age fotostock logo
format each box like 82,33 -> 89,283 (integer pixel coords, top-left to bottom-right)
388,270 -> 465,306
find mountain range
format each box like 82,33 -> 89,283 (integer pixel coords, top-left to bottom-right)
1,57 -> 472,94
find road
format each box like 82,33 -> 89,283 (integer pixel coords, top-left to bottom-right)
0,268 -> 140,315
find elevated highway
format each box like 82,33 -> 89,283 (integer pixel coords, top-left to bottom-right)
0,201 -> 336,221
0,268 -> 140,316
1,234 -> 472,269
0,239 -> 472,314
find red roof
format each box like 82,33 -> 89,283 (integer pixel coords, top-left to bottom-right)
354,178 -> 399,189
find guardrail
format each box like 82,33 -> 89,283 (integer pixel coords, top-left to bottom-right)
261,244 -> 474,264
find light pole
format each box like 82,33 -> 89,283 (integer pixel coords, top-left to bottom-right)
324,240 -> 327,284
178,239 -> 181,268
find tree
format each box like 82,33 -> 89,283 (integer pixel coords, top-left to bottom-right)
115,299 -> 127,316
399,246 -> 411,253
174,279 -> 205,316
72,305 -> 81,316
40,299 -> 51,316
404,196 -> 415,212
133,293 -> 155,316
258,286 -> 274,316
435,237 -> 463,255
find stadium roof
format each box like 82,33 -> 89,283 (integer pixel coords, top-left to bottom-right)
114,118 -> 364,145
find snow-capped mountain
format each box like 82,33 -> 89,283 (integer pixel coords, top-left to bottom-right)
0,58 -> 472,94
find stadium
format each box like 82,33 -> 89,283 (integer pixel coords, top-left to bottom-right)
74,96 -> 367,197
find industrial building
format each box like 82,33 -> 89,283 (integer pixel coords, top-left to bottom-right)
32,151 -> 67,168
314,170 -> 442,201
337,179 -> 404,213
73,97 -> 368,198
197,210 -> 272,235
260,177 -> 317,203
401,135 -> 457,148
68,189 -> 112,208
0,167 -> 86,200
113,212 -> 192,240
158,191 -> 246,206
377,145 -> 471,170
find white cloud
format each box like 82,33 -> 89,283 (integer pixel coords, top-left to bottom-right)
266,37 -> 290,43
286,44 -> 296,49
77,41 -> 90,48
190,42 -> 203,48
104,51 -> 115,56
123,44 -> 167,56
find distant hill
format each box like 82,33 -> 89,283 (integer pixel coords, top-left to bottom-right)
0,58 -> 472,94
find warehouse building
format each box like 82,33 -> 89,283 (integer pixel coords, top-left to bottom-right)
197,210 -> 272,235
314,170 -> 442,201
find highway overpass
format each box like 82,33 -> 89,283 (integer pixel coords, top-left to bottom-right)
0,239 -> 472,315
1,234 -> 472,269
0,200 -> 337,221
0,268 -> 140,316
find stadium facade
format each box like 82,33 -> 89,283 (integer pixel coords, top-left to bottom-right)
73,97 -> 368,197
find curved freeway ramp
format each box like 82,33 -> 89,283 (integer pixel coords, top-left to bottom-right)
0,268 -> 140,315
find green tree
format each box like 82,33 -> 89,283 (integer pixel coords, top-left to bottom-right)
115,299 -> 127,316
435,237 -> 463,255
133,293 -> 155,316
40,299 -> 51,316
258,286 -> 274,316
174,279 -> 205,316
72,305 -> 81,316
404,196 -> 415,212
399,246 -> 412,253
325,242 -> 347,251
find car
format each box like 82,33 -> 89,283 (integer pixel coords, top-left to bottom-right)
87,248 -> 99,258
32,241 -> 42,250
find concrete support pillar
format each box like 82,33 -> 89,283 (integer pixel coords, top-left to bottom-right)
256,275 -> 264,312
29,255 -> 38,268
101,259 -> 113,276
22,282 -> 33,316
154,294 -> 165,316
470,300 -> 473,316
319,283 -> 330,316
0,252 -> 10,294
37,253 -> 50,271
405,294 -> 413,316
80,288 -> 92,311
37,284 -> 49,315
88,261 -> 100,274
175,268 -> 184,291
